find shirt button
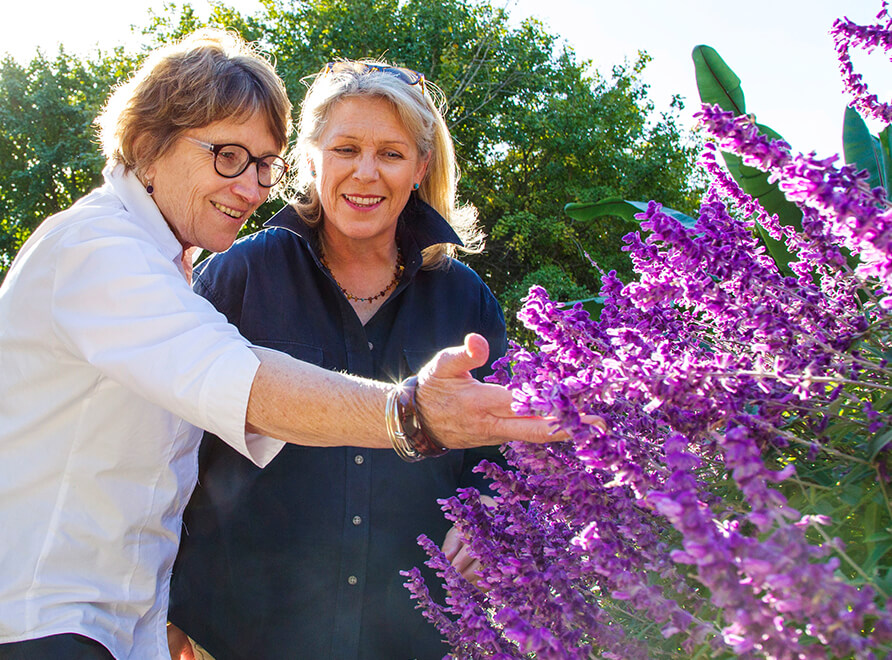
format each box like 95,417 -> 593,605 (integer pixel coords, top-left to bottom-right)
352,515 -> 362,526
354,455 -> 364,465
347,575 -> 358,585
368,341 -> 374,350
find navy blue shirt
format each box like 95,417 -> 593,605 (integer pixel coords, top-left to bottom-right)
169,199 -> 507,660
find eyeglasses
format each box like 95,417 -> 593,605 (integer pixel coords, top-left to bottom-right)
324,61 -> 426,95
183,137 -> 289,188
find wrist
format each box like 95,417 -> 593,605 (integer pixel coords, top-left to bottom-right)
385,376 -> 449,462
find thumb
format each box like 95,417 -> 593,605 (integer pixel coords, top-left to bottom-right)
425,333 -> 489,380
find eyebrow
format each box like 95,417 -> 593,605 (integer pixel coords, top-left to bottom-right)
326,131 -> 413,148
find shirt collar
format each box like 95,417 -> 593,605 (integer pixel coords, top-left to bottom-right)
263,196 -> 465,251
102,162 -> 185,264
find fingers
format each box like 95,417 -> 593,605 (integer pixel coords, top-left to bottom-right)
451,545 -> 479,578
483,414 -> 562,445
483,412 -> 609,446
449,542 -> 488,591
414,333 -> 609,450
442,502 -> 495,591
442,525 -> 463,561
442,530 -> 479,581
583,414 -> 608,433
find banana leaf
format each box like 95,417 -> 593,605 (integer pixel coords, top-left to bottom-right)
692,44 -> 745,116
563,199 -> 696,320
564,198 -> 697,229
843,105 -> 888,194
693,45 -> 803,274
880,125 -> 892,201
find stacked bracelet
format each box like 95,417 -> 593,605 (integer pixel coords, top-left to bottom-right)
385,376 -> 450,462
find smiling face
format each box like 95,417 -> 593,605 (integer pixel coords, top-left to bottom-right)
311,96 -> 429,249
144,112 -> 281,253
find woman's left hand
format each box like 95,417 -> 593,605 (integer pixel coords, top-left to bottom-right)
441,495 -> 495,590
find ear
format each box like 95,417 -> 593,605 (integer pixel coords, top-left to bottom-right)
415,152 -> 431,184
133,133 -> 157,182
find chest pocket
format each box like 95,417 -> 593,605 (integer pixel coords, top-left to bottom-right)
400,349 -> 436,382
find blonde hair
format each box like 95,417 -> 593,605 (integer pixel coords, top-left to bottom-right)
288,60 -> 482,268
96,29 -> 292,180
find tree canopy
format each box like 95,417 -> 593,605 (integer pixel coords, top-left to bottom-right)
0,0 -> 700,324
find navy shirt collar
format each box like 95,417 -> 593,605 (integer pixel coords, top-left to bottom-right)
263,196 -> 465,252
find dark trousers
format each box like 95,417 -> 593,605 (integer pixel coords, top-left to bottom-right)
0,634 -> 114,659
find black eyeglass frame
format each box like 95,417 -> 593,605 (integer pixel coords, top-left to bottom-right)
182,136 -> 289,188
323,61 -> 426,95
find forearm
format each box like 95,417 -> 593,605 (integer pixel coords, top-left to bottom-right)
245,335 -> 577,452
245,347 -> 391,447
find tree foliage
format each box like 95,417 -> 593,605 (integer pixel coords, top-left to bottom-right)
0,0 -> 699,325
0,48 -> 137,269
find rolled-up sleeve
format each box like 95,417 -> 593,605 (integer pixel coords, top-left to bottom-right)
50,218 -> 282,466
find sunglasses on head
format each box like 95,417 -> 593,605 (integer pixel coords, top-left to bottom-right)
323,61 -> 426,95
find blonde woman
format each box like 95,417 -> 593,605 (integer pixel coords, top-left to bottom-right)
169,61 -> 507,659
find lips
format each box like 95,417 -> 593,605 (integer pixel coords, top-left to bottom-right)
213,201 -> 245,219
344,194 -> 384,207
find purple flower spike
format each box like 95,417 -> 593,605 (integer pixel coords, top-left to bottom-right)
407,5 -> 892,657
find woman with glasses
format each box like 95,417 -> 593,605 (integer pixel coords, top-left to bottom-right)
0,36 -> 563,659
167,60 -> 509,659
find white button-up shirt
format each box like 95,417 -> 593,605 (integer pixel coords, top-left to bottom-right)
0,163 -> 283,658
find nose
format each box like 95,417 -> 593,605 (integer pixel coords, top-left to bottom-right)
231,163 -> 266,205
352,152 -> 379,182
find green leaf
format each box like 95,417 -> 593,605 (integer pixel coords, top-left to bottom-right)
692,45 -> 745,116
864,530 -> 892,544
879,124 -> 892,201
843,105 -> 886,191
692,45 -> 803,274
720,150 -> 802,273
874,390 -> 892,414
869,427 -> 892,462
564,198 -> 698,229
876,568 -> 892,596
563,296 -> 606,319
864,540 -> 892,574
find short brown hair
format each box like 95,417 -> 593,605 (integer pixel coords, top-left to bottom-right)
97,29 -> 292,178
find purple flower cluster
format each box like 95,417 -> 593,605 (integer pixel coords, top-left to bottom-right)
833,2 -> 892,124
403,6 -> 892,658
696,105 -> 892,310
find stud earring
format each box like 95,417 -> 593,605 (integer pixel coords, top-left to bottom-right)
146,182 -> 154,195
412,183 -> 419,190
311,170 -> 317,178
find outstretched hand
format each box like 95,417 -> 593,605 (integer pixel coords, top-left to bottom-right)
414,333 -> 593,450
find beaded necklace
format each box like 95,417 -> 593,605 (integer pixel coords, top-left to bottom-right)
321,247 -> 404,303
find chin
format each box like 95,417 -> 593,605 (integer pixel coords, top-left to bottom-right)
199,235 -> 237,254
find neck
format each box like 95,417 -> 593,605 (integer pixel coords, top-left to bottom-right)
319,236 -> 403,305
318,226 -> 399,272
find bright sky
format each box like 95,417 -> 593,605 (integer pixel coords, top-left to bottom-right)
1,0 -> 888,159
